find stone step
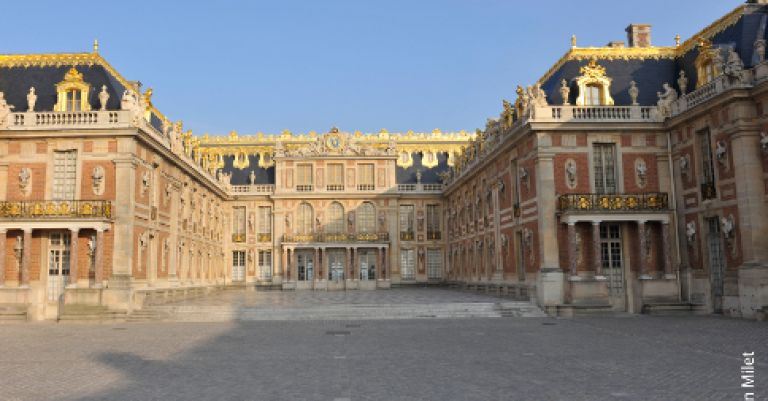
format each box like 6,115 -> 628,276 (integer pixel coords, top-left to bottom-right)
0,304 -> 28,321
59,304 -> 127,321
642,302 -> 708,316
136,301 -> 545,322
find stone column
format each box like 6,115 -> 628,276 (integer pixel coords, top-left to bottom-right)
0,229 -> 6,286
345,247 -> 352,280
21,228 -> 32,287
111,157 -> 137,280
382,246 -> 387,280
293,248 -> 299,281
314,247 -> 319,282
661,222 -> 673,277
94,228 -> 105,287
638,220 -> 649,279
592,222 -> 603,277
567,223 -> 578,277
730,126 -> 768,263
281,248 -> 288,281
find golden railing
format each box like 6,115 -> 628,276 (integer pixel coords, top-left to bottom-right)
0,200 -> 112,219
232,233 -> 246,243
557,192 -> 668,212
283,232 -> 389,243
257,233 -> 272,242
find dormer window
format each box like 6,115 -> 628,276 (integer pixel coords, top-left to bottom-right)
54,67 -> 91,112
574,59 -> 614,106
584,84 -> 602,106
694,39 -> 721,88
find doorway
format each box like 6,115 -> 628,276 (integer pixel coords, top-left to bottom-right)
358,250 -> 376,281
232,251 -> 245,282
706,217 -> 725,313
600,223 -> 625,305
297,251 -> 314,281
47,231 -> 71,301
328,250 -> 345,281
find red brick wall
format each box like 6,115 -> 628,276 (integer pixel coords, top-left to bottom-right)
622,153 -> 659,192
6,163 -> 46,201
554,153 -> 589,194
80,161 -> 115,201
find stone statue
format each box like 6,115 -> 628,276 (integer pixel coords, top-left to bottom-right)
98,85 -> 110,111
18,167 -> 31,194
755,39 -> 766,63
0,92 -> 15,127
715,140 -> 727,163
565,160 -> 577,188
92,166 -> 105,195
679,154 -> 690,176
249,170 -> 256,185
635,159 -> 648,187
87,236 -> 96,257
559,79 -> 570,105
26,87 -> 37,112
529,84 -> 548,108
656,83 -> 677,117
515,85 -> 529,116
721,215 -> 734,239
685,221 -> 696,245
628,81 -> 639,105
677,71 -> 688,95
724,46 -> 744,79
760,132 -> 768,152
141,171 -> 151,194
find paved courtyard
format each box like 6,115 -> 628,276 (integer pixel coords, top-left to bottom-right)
0,289 -> 766,401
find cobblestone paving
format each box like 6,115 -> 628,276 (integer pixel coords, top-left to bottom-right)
162,287 -> 522,308
0,293 -> 766,401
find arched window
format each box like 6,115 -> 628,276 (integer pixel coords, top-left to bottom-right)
327,202 -> 344,234
296,203 -> 313,235
695,40 -> 720,88
357,202 -> 376,233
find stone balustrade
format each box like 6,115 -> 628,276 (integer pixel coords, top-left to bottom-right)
8,110 -> 131,129
229,185 -> 275,195
397,183 -> 443,193
532,105 -> 659,123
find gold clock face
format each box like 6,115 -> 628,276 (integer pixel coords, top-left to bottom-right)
326,135 -> 341,149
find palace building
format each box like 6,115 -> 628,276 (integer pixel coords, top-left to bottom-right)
1,1 -> 767,320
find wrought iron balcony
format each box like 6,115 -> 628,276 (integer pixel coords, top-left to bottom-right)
0,200 -> 112,219
558,193 -> 668,213
400,231 -> 415,241
283,232 -> 389,243
232,233 -> 246,243
257,233 -> 272,242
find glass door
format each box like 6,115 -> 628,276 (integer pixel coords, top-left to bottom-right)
600,223 -> 624,297
47,232 -> 71,301
359,250 -> 376,281
400,249 -> 415,281
232,251 -> 245,282
328,251 -> 345,281
297,252 -> 314,281
706,217 -> 725,313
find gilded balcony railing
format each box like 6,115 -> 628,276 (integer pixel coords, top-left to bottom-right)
257,233 -> 272,242
283,232 -> 389,243
557,193 -> 668,212
232,233 -> 246,243
0,200 -> 112,219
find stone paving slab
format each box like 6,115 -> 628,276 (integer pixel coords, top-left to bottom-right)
0,315 -> 765,401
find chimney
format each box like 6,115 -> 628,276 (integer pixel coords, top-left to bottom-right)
626,24 -> 652,47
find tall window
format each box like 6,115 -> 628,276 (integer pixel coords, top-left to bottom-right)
357,202 -> 376,233
258,206 -> 271,241
258,250 -> 272,280
400,249 -> 415,281
593,143 -> 617,194
232,207 -> 246,242
358,164 -> 375,191
296,203 -> 314,235
697,128 -> 717,200
426,249 -> 442,280
327,202 -> 345,233
65,90 -> 82,111
399,205 -> 415,241
53,150 -> 77,200
585,84 -> 602,105
426,204 -> 440,240
327,163 -> 344,191
296,164 -> 313,192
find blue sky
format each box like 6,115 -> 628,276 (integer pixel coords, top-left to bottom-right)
1,0 -> 738,134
